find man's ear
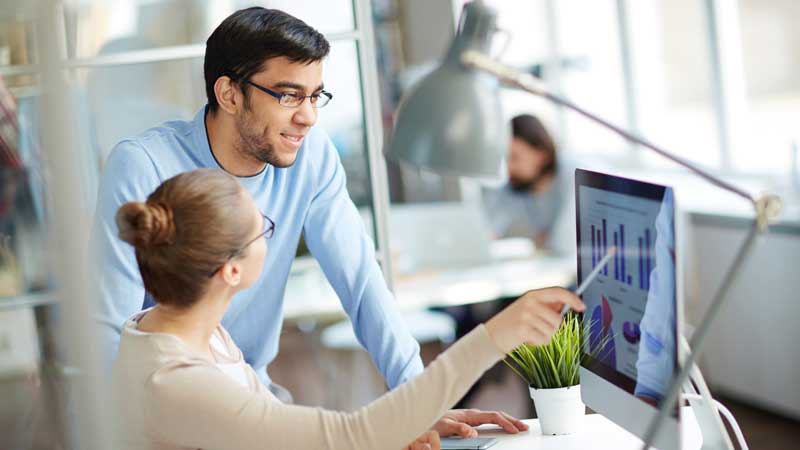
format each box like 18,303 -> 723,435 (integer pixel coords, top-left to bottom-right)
221,260 -> 243,287
214,75 -> 242,115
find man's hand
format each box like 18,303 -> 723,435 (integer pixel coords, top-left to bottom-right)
406,430 -> 441,450
433,409 -> 529,438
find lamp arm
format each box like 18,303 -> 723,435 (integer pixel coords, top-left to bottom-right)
460,50 -> 784,449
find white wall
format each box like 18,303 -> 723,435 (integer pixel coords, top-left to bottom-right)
684,216 -> 800,419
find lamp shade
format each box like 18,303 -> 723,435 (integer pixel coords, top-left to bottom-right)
385,1 -> 509,179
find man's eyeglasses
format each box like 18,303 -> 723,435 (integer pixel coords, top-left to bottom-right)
208,214 -> 275,278
227,72 -> 332,108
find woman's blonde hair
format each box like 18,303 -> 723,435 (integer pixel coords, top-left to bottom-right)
116,169 -> 253,307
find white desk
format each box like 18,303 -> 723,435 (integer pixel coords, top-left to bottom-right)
478,409 -> 702,449
282,255 -> 575,321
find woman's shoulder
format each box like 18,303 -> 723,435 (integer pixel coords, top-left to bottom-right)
114,314 -> 210,375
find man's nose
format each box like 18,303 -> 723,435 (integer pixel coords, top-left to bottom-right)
293,98 -> 317,127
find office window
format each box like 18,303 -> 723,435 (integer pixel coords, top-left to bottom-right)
77,58 -> 203,164
627,0 -> 721,169
452,0 -> 628,158
316,41 -> 372,208
554,0 -> 630,158
475,0 -> 560,146
731,0 -> 800,174
452,0 -> 550,67
66,0 -> 355,59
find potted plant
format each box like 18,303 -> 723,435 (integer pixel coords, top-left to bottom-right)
505,313 -> 609,435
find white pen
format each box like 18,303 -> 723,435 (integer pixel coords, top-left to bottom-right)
561,246 -> 617,316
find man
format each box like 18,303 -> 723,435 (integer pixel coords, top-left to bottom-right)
92,7 -> 527,439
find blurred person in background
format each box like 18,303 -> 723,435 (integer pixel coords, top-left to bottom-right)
482,114 -> 567,251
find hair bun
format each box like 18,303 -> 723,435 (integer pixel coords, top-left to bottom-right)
116,201 -> 176,248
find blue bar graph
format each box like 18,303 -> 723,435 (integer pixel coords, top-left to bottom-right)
630,228 -> 653,291
591,225 -> 596,267
638,237 -> 644,290
597,230 -> 603,264
602,219 -> 608,275
613,232 -> 619,280
644,228 -> 651,291
620,224 -> 627,284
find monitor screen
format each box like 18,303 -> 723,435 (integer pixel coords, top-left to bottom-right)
575,169 -> 677,410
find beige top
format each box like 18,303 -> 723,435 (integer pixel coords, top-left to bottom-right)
111,311 -> 503,450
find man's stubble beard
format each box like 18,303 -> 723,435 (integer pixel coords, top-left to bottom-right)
508,175 -> 537,193
234,109 -> 296,169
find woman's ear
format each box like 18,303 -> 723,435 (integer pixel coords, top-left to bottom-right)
220,260 -> 243,287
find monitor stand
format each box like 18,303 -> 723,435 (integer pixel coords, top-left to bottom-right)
680,336 -> 741,450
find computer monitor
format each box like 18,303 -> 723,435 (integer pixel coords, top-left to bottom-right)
575,169 -> 681,449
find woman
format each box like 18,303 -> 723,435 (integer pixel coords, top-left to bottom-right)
112,168 -> 584,450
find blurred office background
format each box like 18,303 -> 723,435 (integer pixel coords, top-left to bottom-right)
0,0 -> 798,449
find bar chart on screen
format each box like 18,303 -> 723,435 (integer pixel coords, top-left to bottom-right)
586,202 -> 655,293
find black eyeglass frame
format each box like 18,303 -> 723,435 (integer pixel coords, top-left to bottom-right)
226,72 -> 332,108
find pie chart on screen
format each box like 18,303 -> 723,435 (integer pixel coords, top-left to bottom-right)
623,322 -> 641,344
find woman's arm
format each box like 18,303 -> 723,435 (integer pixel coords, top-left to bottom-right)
145,326 -> 500,450
143,287 -> 584,450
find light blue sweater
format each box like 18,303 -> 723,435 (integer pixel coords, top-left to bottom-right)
91,106 -> 423,388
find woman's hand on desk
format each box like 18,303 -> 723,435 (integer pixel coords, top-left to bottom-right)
434,409 -> 528,437
485,287 -> 585,354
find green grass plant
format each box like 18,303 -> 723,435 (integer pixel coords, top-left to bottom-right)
504,313 -> 611,389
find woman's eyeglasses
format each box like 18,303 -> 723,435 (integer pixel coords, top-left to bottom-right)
208,214 -> 274,278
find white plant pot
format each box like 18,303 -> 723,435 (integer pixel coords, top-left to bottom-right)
529,384 -> 585,435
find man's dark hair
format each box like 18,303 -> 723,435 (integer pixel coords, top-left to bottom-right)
204,7 -> 330,112
512,114 -> 558,176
